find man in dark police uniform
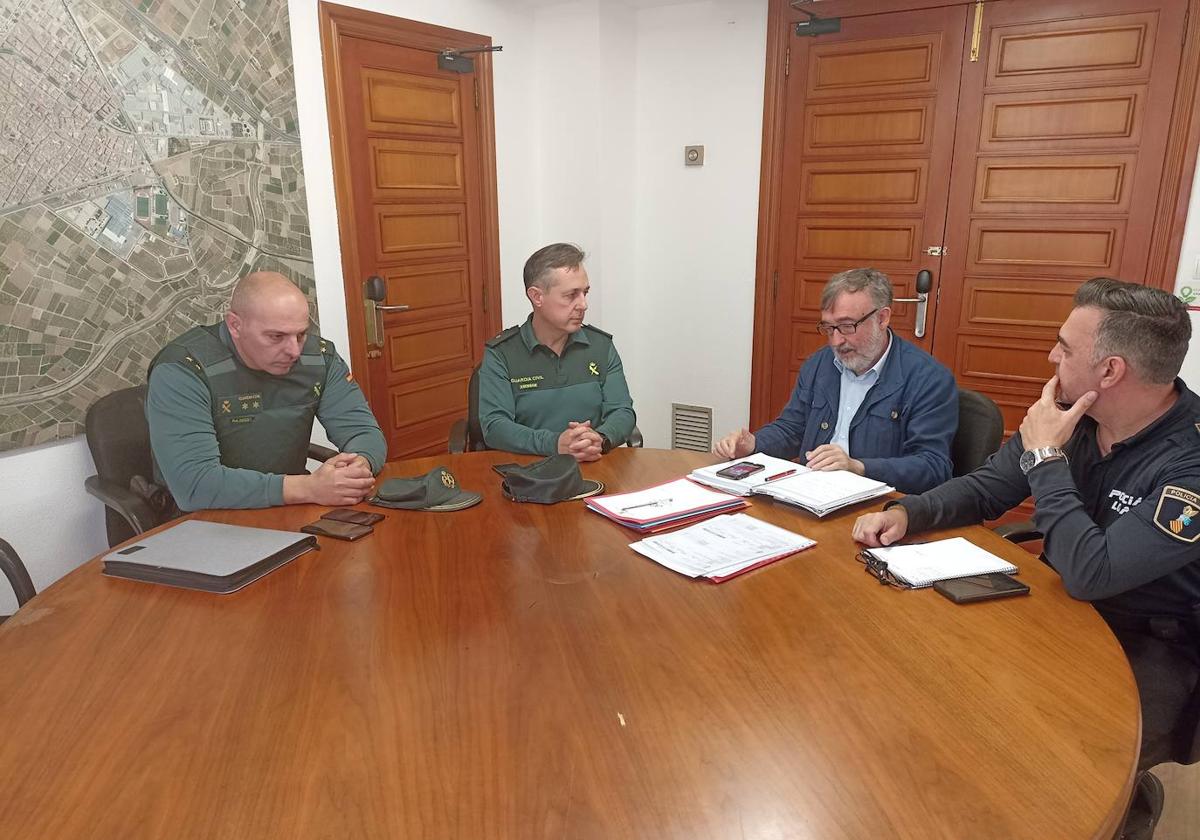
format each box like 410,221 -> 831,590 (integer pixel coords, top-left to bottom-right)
147,271 -> 386,511
477,243 -> 635,461
853,277 -> 1200,839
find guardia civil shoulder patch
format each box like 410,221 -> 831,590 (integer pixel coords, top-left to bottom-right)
1153,485 -> 1200,543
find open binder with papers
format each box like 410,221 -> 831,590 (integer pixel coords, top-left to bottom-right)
102,520 -> 317,594
689,454 -> 894,517
860,537 -> 1019,589
585,478 -> 748,533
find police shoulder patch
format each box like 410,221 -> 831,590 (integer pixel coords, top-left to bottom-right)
1152,485 -> 1200,543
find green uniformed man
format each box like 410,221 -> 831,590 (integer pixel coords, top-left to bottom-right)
146,271 -> 386,511
477,243 -> 636,460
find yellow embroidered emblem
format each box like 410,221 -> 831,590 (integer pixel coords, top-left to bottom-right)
440,470 -> 456,489
588,361 -> 599,376
220,400 -> 231,414
313,383 -> 322,398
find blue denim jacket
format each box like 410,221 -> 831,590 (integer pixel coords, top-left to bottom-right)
754,333 -> 957,493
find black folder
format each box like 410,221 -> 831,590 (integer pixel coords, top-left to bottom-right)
102,520 -> 317,594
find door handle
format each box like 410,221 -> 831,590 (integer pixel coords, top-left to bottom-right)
892,269 -> 932,338
363,275 -> 411,353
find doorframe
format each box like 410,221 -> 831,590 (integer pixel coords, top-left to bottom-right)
750,0 -> 1200,427
318,1 -> 503,390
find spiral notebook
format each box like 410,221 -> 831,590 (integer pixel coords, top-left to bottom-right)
861,537 -> 1018,588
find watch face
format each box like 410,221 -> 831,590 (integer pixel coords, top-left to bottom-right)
1019,449 -> 1036,474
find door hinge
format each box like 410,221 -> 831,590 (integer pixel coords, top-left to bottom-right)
772,270 -> 779,301
473,78 -> 480,109
925,246 -> 946,256
784,47 -> 790,78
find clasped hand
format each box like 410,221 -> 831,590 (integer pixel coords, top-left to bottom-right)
559,420 -> 603,462
308,452 -> 375,505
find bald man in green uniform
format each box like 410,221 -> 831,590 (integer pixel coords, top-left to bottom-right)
147,271 -> 386,511
478,243 -> 636,461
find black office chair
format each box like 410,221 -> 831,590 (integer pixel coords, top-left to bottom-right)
0,538 -> 36,623
951,388 -> 1004,477
84,385 -> 170,548
84,385 -> 339,547
448,364 -> 644,453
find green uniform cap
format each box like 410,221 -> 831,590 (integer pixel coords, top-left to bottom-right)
372,467 -> 481,512
492,454 -> 604,504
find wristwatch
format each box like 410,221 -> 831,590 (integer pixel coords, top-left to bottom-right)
600,434 -> 613,455
1019,446 -> 1068,474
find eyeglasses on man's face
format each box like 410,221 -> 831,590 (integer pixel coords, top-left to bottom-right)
816,308 -> 879,337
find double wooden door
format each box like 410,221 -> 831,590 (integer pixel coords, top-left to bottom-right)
756,0 -> 1192,433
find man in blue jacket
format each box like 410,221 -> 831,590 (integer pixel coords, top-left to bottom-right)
714,268 -> 957,494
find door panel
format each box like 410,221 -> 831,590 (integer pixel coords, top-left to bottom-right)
323,5 -> 500,460
770,5 -> 967,409
933,0 -> 1186,424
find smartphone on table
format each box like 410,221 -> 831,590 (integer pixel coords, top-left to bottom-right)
714,461 -> 766,480
934,573 -> 1030,603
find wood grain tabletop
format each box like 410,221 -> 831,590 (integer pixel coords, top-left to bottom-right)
0,448 -> 1139,839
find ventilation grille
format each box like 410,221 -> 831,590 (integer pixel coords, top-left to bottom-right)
671,403 -> 713,452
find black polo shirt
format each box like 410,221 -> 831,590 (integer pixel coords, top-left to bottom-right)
899,380 -> 1200,619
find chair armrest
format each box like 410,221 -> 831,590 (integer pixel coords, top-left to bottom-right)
449,419 -> 467,454
84,475 -> 161,536
627,425 -> 644,448
307,443 -> 338,463
995,520 -> 1043,544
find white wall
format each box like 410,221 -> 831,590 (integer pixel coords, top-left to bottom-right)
1174,161 -> 1200,384
620,0 -> 767,446
0,439 -> 104,614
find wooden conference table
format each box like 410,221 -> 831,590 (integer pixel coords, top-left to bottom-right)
0,449 -> 1139,839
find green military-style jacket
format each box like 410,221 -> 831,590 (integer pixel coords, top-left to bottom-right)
146,323 -> 386,511
477,315 -> 636,456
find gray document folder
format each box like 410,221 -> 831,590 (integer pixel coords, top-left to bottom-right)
102,520 -> 317,594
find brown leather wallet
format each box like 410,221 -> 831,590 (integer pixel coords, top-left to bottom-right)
300,519 -> 373,541
321,508 -> 385,526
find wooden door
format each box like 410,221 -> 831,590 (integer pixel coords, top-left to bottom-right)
933,0 -> 1188,434
766,5 -> 968,413
321,4 -> 501,459
753,0 -> 1200,430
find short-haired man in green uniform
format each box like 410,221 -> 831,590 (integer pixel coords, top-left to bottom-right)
478,243 -> 636,461
147,271 -> 387,511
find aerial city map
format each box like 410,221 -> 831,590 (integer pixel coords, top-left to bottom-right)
0,0 -> 313,450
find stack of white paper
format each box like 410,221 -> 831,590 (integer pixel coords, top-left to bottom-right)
630,513 -> 815,583
757,469 -> 893,517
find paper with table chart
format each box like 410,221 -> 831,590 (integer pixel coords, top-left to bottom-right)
689,453 -> 893,516
630,513 -> 815,582
861,536 -> 1019,588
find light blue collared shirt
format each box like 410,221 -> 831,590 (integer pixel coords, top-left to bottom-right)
830,333 -> 893,455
